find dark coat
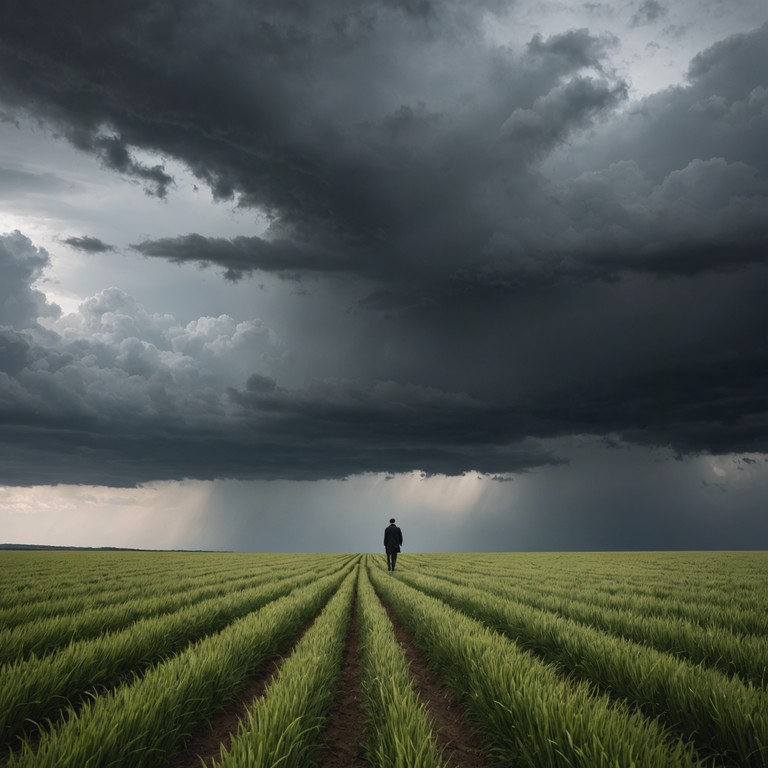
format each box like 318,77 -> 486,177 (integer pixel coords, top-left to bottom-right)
384,523 -> 403,553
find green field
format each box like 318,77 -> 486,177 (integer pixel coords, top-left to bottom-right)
0,551 -> 766,767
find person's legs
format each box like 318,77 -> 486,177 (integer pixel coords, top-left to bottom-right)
391,552 -> 398,571
386,552 -> 392,571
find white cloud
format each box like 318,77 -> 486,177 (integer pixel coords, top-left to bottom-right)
0,231 -> 60,329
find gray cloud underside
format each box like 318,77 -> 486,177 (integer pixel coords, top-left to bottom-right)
2,2 -> 765,290
0,312 -> 562,485
1,4 -> 767,484
0,232 -> 555,484
3,309 -> 767,485
1,233 -> 766,486
132,233 -> 351,281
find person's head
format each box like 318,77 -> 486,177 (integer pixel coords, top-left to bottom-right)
389,518 -> 396,524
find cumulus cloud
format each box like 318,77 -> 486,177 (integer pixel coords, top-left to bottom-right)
0,230 -> 561,485
501,76 -> 628,153
2,227 -> 768,485
0,231 -> 60,328
580,23 -> 768,181
0,7 -> 767,489
1,6 -> 760,295
0,2 -> 628,290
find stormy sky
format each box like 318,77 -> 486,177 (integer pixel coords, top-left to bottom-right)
1,0 -> 767,551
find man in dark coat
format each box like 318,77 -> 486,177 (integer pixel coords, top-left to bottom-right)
384,517 -> 403,571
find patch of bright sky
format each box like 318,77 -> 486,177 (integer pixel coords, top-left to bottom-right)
703,453 -> 764,482
0,481 -> 212,549
0,118 -> 271,317
376,470 -> 493,517
483,0 -> 768,99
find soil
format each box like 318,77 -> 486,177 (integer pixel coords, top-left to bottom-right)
10,573 -> 489,768
167,626 -> 311,768
378,582 -> 489,768
169,577 -> 488,768
316,605 -> 368,767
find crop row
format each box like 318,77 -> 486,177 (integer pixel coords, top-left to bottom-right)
0,559 -> 342,663
421,553 -> 764,598
0,553 -> 332,609
406,553 -> 767,607
0,557 -> 293,629
4,552 -> 764,768
0,554 -> 225,603
405,560 -> 768,683
212,568 -> 357,767
7,559 -> 438,768
213,563 -> 450,768
392,564 -> 768,766
4,559 -> 452,768
356,565 -> 445,768
407,555 -> 768,635
0,558 -> 351,746
368,562 -> 699,767
8,561 -> 355,768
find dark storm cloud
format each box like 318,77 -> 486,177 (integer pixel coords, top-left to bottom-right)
0,322 -> 561,486
1,3 -> 760,294
0,3 -> 767,484
0,4 -> 764,288
501,76 -> 628,151
5,305 -> 767,486
525,28 -> 618,73
582,23 -> 768,182
2,228 -> 768,485
4,0 -> 762,291
0,231 -> 560,484
62,235 -> 115,253
630,0 -> 667,27
132,233 -> 351,281
528,347 -> 768,456
0,0 -> 630,287
81,134 -> 174,198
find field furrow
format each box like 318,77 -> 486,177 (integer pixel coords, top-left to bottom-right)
7,564 -> 354,768
212,568 -> 357,768
1,550 -> 765,768
395,566 -> 768,767
369,564 -> 700,768
0,558 -> 349,747
406,562 -> 768,684
0,560 -> 283,630
0,564 -> 322,663
357,564 -> 447,768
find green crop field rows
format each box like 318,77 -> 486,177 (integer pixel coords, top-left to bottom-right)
0,550 -> 765,767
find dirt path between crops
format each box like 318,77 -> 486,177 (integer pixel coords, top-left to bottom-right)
167,621 -> 313,768
317,601 -> 368,767
377,578 -> 488,768
169,567 -> 486,768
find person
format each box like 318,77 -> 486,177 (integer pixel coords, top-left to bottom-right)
384,517 -> 403,571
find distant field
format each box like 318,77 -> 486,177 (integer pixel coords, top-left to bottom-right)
0,550 -> 766,767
